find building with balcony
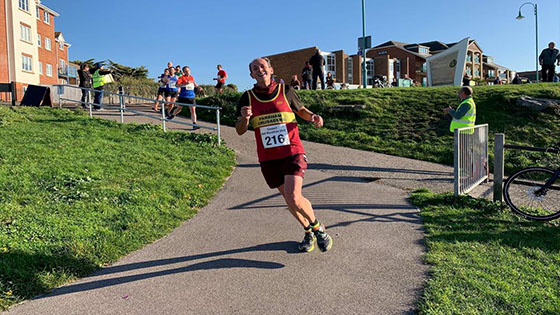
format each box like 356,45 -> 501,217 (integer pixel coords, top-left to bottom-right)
0,0 -> 74,100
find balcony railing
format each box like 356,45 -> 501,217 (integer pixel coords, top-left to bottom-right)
58,65 -> 77,78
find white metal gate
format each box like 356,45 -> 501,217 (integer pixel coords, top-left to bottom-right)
454,124 -> 489,195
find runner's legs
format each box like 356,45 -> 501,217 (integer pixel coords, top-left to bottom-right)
277,175 -> 316,227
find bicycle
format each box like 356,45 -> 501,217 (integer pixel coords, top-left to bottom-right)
503,144 -> 560,221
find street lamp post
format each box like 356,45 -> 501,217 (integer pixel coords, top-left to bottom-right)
516,2 -> 539,82
361,0 -> 367,88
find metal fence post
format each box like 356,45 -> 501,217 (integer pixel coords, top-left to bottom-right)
10,81 -> 16,106
454,128 -> 460,196
87,88 -> 93,118
118,86 -> 124,123
216,108 -> 221,146
493,133 -> 505,202
161,101 -> 167,132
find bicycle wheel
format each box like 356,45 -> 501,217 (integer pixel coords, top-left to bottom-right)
503,167 -> 560,220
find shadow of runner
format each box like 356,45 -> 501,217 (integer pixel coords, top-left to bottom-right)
39,258 -> 284,298
33,241 -> 298,299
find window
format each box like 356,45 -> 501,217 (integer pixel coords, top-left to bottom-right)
466,55 -> 472,62
18,0 -> 29,11
422,77 -> 427,86
326,55 -> 335,72
474,54 -> 480,63
488,70 -> 495,77
37,34 -> 41,46
22,55 -> 33,72
43,11 -> 50,24
20,24 -> 31,42
45,38 -> 51,50
466,67 -> 472,76
60,59 -> 65,70
366,60 -> 374,77
46,64 -> 53,77
36,7 -> 40,19
347,58 -> 353,83
421,62 -> 427,72
59,42 -> 64,50
474,68 -> 480,76
38,61 -> 43,74
419,47 -> 429,54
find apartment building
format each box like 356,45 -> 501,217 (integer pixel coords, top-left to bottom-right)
367,39 -> 512,85
1,0 -> 75,100
265,46 -> 375,88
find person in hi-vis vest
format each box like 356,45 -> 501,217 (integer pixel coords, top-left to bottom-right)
444,86 -> 476,134
91,64 -> 112,110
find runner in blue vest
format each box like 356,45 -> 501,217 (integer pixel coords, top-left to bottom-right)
164,67 -> 179,117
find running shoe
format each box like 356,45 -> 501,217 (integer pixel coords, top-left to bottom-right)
298,232 -> 316,252
166,114 -> 175,120
314,225 -> 333,252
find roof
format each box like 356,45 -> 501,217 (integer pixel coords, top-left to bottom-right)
37,3 -> 60,17
373,40 -> 411,49
418,41 -> 449,51
54,32 -> 71,47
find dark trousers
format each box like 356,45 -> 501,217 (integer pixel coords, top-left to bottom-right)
312,71 -> 325,90
93,86 -> 104,109
80,88 -> 90,106
302,80 -> 312,89
542,64 -> 555,82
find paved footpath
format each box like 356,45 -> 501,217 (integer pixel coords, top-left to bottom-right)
6,104 -> 456,315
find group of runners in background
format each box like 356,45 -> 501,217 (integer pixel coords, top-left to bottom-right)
153,62 -> 227,128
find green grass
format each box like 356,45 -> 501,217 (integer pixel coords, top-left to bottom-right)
410,189 -> 560,314
195,83 -> 560,174
0,106 -> 235,310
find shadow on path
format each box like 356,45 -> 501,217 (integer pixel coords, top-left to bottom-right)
36,241 -> 297,299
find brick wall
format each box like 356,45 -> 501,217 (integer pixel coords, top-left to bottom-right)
0,0 -> 9,83
373,55 -> 389,81
351,55 -> 362,85
367,46 -> 425,80
37,8 -> 57,85
266,47 -> 318,85
333,50 -> 347,83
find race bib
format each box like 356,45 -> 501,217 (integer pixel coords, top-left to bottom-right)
260,124 -> 290,149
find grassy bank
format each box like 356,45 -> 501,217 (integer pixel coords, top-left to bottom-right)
410,190 -> 560,314
195,84 -> 560,173
0,107 -> 235,310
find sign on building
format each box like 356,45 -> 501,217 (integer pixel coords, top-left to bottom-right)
426,37 -> 469,86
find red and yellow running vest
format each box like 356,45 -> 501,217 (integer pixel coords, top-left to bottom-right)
248,84 -> 305,162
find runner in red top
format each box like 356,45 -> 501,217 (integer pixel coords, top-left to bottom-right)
236,57 -> 332,253
214,64 -> 227,94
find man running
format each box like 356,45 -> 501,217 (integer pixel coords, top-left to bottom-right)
153,68 -> 169,111
214,64 -> 228,94
171,66 -> 199,129
236,57 -> 333,253
164,67 -> 179,117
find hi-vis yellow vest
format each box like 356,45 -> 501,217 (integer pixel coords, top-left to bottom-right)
450,97 -> 476,133
92,70 -> 105,88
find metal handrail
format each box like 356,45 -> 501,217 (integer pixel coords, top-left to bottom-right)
54,84 -> 222,145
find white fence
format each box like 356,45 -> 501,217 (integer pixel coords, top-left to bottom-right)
454,124 -> 489,195
53,84 -> 222,145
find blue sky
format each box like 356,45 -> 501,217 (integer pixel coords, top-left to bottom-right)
48,0 -> 559,90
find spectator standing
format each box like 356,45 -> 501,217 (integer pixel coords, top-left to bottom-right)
290,74 -> 301,90
214,64 -> 228,94
309,49 -> 325,90
301,62 -> 313,89
511,74 -> 522,84
91,64 -> 112,110
77,64 -> 92,107
539,42 -> 560,82
153,68 -> 169,111
444,86 -> 476,133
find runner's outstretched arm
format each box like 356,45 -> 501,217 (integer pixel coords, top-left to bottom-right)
236,106 -> 251,135
296,107 -> 323,128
